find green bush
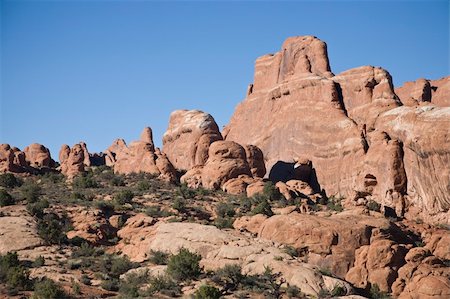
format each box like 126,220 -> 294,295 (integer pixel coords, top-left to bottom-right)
73,174 -> 98,189
137,180 -> 152,192
98,254 -> 135,279
327,196 -> 343,212
263,182 -> 281,201
80,274 -> 91,285
0,189 -> 15,206
146,206 -> 172,218
70,192 -> 86,201
194,285 -> 222,299
101,278 -> 119,291
41,172 -> 64,184
214,217 -> 234,229
167,248 -> 202,281
0,252 -> 32,293
285,285 -> 302,298
331,285 -> 346,296
172,197 -> 187,213
21,183 -> 41,203
0,173 -> 22,188
27,198 -> 49,218
114,189 -> 134,205
37,213 -> 68,245
32,256 -> 45,267
147,274 -> 180,296
177,183 -> 196,199
119,270 -> 149,298
251,197 -> 273,216
110,175 -> 126,187
95,200 -> 115,215
212,264 -> 243,291
216,202 -> 235,218
367,200 -> 381,212
369,284 -> 391,299
149,250 -> 170,265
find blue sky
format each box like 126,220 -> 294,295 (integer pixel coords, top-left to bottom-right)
1,0 -> 448,159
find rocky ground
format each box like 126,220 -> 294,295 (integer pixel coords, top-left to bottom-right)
0,169 -> 448,299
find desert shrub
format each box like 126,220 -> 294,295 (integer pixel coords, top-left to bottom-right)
216,202 -> 236,218
242,266 -> 281,297
172,197 -> 187,213
119,270 -> 149,298
71,281 -> 81,295
331,285 -> 346,296
27,198 -> 49,218
369,284 -> 391,299
99,254 -> 135,279
110,175 -> 126,187
37,212 -> 68,245
71,242 -> 100,258
95,200 -> 115,215
70,191 -> 86,201
73,174 -> 98,189
137,180 -> 152,192
251,197 -> 273,216
114,189 -> 134,205
0,173 -> 22,188
318,267 -> 332,277
146,205 -> 171,218
194,285 -> 222,299
32,256 -> 45,267
0,252 -> 32,293
80,274 -> 91,285
149,250 -> 170,265
0,189 -> 14,206
327,196 -> 343,212
367,200 -> 381,212
283,245 -> 308,259
212,264 -> 243,291
41,172 -> 64,184
147,274 -> 181,296
101,278 -> 119,291
167,248 -> 202,281
263,181 -> 281,201
178,183 -> 196,199
318,288 -> 330,298
285,285 -> 303,298
21,183 -> 41,203
238,197 -> 252,214
214,217 -> 234,229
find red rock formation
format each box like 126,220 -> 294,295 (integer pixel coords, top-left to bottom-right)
105,127 -> 177,182
224,35 -> 449,222
0,144 -> 28,173
59,143 -> 87,179
162,110 -> 223,171
395,76 -> 450,107
23,143 -> 55,168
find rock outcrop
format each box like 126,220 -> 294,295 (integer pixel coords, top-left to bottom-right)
23,143 -> 55,169
395,77 -> 450,107
59,143 -> 89,179
105,127 -> 177,182
180,140 -> 266,195
224,35 -> 450,222
0,144 -> 28,173
162,110 -> 223,171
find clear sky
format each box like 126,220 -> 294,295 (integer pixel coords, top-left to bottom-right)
1,0 -> 448,159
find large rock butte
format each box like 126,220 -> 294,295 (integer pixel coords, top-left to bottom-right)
224,35 -> 450,222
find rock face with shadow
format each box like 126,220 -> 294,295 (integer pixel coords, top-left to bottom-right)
223,35 -> 450,223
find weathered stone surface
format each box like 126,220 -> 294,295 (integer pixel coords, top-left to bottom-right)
105,127 -> 177,182
222,174 -> 254,195
376,106 -> 450,217
430,76 -> 450,107
246,180 -> 266,197
162,110 -> 223,171
180,165 -> 204,189
0,206 -> 43,254
115,220 -> 353,297
66,207 -> 115,245
23,143 -> 55,168
201,141 -> 252,190
256,211 -> 392,278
